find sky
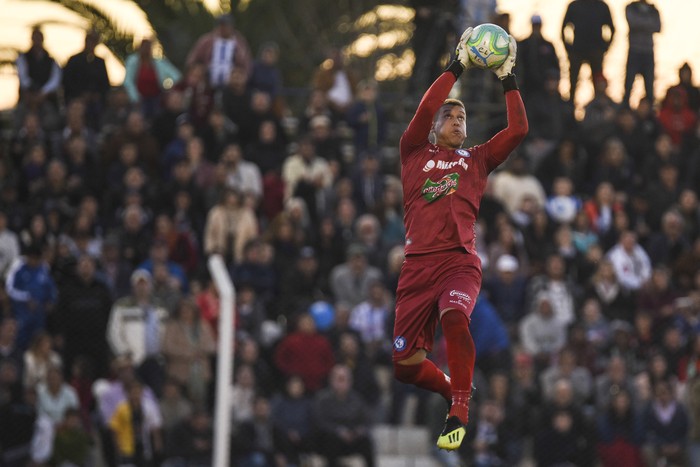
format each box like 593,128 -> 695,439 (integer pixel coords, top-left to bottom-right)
0,0 -> 698,110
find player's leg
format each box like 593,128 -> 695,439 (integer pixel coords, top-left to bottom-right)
435,256 -> 481,450
392,258 -> 452,403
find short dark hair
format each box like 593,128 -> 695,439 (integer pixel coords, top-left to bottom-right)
434,99 -> 465,121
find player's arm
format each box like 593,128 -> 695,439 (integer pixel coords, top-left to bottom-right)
400,28 -> 474,158
483,37 -> 529,173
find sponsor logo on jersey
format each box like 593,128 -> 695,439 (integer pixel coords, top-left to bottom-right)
393,336 -> 407,351
421,173 -> 459,203
422,160 -> 436,172
456,149 -> 471,158
449,290 -> 472,304
435,159 -> 469,171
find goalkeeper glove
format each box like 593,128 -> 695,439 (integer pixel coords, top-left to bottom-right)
492,35 -> 517,79
455,27 -> 474,70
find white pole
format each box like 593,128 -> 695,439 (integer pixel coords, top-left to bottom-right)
208,254 -> 235,467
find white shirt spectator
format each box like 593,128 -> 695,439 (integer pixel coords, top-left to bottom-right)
37,381 -> 79,425
210,37 -> 236,87
0,223 -> 20,279
607,233 -> 652,290
519,296 -> 567,357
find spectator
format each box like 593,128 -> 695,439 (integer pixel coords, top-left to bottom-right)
37,364 -> 79,425
0,210 -> 20,280
158,378 -> 193,433
273,312 -> 335,393
55,254 -> 112,378
123,38 -> 181,119
203,187 -> 258,264
23,331 -> 62,388
658,86 -> 698,150
186,14 -> 252,88
346,79 -> 387,155
220,142 -> 263,207
468,295 -> 512,376
667,62 -> 700,114
172,62 -> 214,131
517,15 -> 561,100
109,379 -> 163,467
164,409 -> 213,466
483,254 -> 528,330
14,27 -> 61,130
561,0 -> 615,104
606,230 -> 652,291
596,389 -> 645,466
61,29 -> 110,125
312,364 -> 376,467
51,408 -> 92,467
278,246 -> 328,319
526,253 -> 577,326
586,259 -> 635,322
348,280 -> 392,363
518,293 -> 568,369
107,269 -> 169,396
5,242 -> 57,350
270,375 -> 314,467
161,298 -> 215,407
249,41 -> 284,110
623,0 -> 661,107
541,347 -> 593,406
230,364 -> 257,426
282,136 -> 333,222
0,385 -> 54,467
312,47 -> 358,116
231,395 -> 279,467
334,331 -> 382,410
642,380 -> 689,467
491,155 -> 546,216
330,243 -> 383,309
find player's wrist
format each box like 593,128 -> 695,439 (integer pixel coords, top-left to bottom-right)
500,73 -> 518,92
445,60 -> 464,79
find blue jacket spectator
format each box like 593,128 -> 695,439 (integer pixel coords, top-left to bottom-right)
5,244 -> 57,350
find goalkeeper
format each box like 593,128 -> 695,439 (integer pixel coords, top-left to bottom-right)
392,27 -> 528,450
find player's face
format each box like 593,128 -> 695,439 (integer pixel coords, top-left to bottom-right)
434,105 -> 467,148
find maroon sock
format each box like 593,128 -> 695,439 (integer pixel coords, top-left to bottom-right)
394,359 -> 452,402
441,310 -> 475,424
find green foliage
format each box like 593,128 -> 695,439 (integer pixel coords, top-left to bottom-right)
47,0 -> 134,62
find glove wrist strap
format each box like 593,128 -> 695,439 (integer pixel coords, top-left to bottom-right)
500,73 -> 518,92
445,60 -> 464,79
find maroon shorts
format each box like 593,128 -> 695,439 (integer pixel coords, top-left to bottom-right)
392,249 -> 482,361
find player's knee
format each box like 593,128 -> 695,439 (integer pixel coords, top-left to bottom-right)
394,361 -> 419,384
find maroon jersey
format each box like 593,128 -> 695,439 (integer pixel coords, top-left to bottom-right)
400,72 -> 528,256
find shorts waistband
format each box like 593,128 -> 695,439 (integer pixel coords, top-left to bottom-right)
405,247 -> 468,258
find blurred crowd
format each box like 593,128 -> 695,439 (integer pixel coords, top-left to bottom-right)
0,1 -> 700,466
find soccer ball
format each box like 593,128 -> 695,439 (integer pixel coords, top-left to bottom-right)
465,23 -> 510,69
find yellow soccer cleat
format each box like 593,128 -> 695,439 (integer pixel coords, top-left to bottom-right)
436,416 -> 466,450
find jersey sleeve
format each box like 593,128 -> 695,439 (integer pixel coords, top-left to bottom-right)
400,72 -> 457,160
482,89 -> 529,173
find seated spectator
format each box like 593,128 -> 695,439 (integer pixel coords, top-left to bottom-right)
330,244 -> 383,309
37,365 -> 79,425
534,408 -> 592,467
249,41 -> 284,104
274,313 -> 335,393
349,280 -> 392,363
312,364 -> 375,467
271,375 -> 314,466
158,379 -> 193,433
606,230 -> 652,292
483,254 -> 528,332
346,79 -> 387,157
51,408 -> 92,467
109,380 -> 163,466
23,331 -> 62,388
0,318 -> 22,371
518,293 -> 568,370
236,337 -> 277,397
230,364 -> 257,426
540,347 -> 593,406
334,331 -> 381,411
232,395 -> 279,467
658,85 -> 697,150
164,409 -> 213,466
203,187 -> 258,264
642,380 -> 689,467
231,239 -> 277,305
468,295 -> 511,376
596,389 -> 645,467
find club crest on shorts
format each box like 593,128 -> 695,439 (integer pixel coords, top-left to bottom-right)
393,336 -> 407,351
